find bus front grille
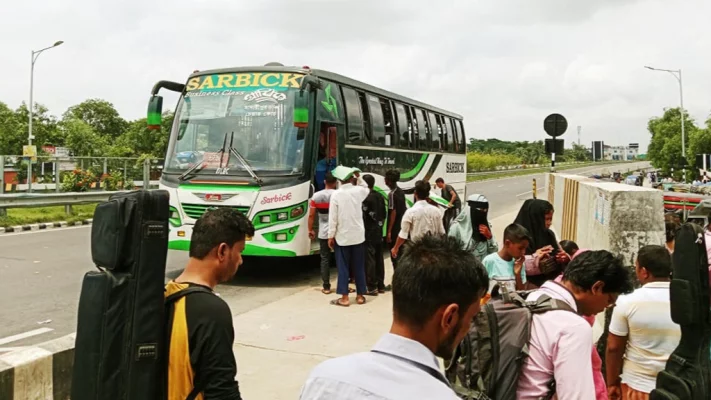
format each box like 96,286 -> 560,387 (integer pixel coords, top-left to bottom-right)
181,203 -> 250,220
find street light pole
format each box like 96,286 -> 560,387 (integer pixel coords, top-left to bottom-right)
27,40 -> 63,192
645,65 -> 686,183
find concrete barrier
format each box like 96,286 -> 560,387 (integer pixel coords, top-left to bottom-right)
0,333 -> 74,400
546,173 -> 665,265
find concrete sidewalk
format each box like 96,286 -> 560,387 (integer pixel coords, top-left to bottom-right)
232,210 -> 522,399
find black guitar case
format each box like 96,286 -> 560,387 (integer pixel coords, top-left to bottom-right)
651,223 -> 711,400
71,190 -> 169,400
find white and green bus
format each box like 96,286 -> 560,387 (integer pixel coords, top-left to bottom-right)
147,64 -> 467,258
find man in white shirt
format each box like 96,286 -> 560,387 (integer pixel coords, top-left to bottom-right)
391,180 -> 445,259
328,171 -> 370,307
606,245 -> 680,400
300,234 -> 489,400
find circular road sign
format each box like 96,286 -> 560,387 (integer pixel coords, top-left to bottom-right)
544,113 -> 568,137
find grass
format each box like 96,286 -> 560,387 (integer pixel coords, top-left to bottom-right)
0,204 -> 97,228
467,161 -> 626,182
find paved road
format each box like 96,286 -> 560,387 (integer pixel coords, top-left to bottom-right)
0,161 -> 648,350
467,161 -> 650,219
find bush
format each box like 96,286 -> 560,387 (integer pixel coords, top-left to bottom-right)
467,152 -> 522,172
104,171 -> 135,191
61,169 -> 96,192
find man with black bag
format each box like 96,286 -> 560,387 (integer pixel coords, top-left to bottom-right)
72,191 -> 253,400
649,223 -> 711,400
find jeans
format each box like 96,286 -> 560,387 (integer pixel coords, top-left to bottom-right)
366,241 -> 385,291
319,239 -> 335,290
334,243 -> 367,295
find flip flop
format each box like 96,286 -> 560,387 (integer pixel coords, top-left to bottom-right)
356,296 -> 366,305
330,299 -> 350,307
321,288 -> 332,295
365,289 -> 379,296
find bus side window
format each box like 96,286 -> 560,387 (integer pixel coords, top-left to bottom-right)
393,102 -> 409,149
341,87 -> 364,144
404,106 -> 415,149
380,99 -> 396,147
357,91 -> 372,144
414,108 -> 427,150
367,94 -> 386,146
449,118 -> 458,153
436,115 -> 447,152
458,120 -> 466,154
428,112 -> 439,151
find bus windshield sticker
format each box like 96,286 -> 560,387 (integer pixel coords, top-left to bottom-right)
321,84 -> 339,119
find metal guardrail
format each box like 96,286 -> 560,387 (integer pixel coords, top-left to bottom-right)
466,161 -> 629,176
0,192 -> 124,209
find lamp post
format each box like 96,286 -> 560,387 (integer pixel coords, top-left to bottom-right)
27,40 -> 64,192
645,65 -> 686,183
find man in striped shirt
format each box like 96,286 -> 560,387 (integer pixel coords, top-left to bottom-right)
309,173 -> 338,294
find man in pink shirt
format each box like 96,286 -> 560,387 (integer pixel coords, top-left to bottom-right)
517,250 -> 635,399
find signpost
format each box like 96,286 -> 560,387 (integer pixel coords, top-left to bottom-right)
543,113 -> 567,172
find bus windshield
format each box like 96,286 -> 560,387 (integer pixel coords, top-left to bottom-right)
165,74 -> 305,176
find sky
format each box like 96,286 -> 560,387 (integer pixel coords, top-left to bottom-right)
1,0 -> 710,152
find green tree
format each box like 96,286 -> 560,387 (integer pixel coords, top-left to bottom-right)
0,102 -> 23,155
108,111 -> 173,159
647,107 -> 699,177
63,99 -> 128,138
688,117 -> 711,162
566,143 -> 591,162
13,103 -> 62,153
60,118 -> 108,157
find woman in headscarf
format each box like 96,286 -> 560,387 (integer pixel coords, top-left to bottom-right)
514,199 -> 569,287
448,194 -> 498,262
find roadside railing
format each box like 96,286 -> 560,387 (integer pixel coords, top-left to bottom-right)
0,191 -> 126,216
466,160 -> 633,176
0,155 -> 163,194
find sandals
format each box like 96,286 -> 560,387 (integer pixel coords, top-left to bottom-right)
365,289 -> 379,296
356,296 -> 366,305
330,298 -> 350,307
321,288 -> 332,295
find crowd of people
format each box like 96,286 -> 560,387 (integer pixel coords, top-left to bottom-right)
298,169 -> 685,400
157,169 -> 689,400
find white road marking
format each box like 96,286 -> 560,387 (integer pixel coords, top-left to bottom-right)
517,187 -> 547,197
1,224 -> 90,237
0,327 -> 54,345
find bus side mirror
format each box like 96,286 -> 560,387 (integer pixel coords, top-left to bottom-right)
147,96 -> 163,130
293,90 -> 309,130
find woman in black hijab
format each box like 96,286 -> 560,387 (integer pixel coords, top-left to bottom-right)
514,199 -> 569,287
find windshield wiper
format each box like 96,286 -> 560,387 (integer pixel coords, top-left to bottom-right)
178,132 -> 228,181
226,132 -> 263,186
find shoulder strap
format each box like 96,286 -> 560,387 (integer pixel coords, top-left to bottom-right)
371,350 -> 451,389
165,286 -> 214,305
527,294 -> 576,314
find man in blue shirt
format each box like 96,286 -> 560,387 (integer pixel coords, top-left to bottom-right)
315,126 -> 337,191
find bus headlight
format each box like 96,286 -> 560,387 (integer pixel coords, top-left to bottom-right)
277,212 -> 288,221
275,233 -> 288,241
290,205 -> 304,218
260,215 -> 271,224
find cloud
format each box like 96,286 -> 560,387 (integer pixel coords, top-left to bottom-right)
0,0 -> 709,153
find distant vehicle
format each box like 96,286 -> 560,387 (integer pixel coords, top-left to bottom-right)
625,175 -> 643,186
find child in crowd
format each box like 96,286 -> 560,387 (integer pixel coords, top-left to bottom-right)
560,240 -> 579,258
482,223 -> 530,296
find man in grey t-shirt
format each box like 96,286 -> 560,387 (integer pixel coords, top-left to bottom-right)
309,173 -> 338,293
